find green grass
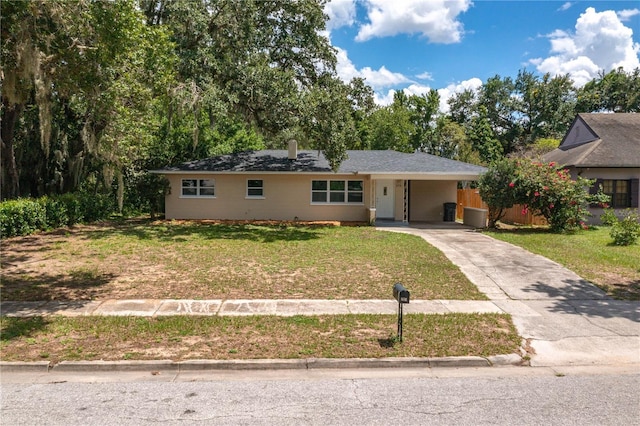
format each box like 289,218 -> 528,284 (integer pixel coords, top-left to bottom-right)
1,221 -> 486,301
485,226 -> 640,300
0,314 -> 521,363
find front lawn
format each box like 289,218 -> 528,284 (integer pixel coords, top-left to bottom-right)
485,226 -> 640,300
1,220 -> 486,301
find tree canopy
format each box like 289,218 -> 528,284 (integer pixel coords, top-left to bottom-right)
1,0 -> 637,212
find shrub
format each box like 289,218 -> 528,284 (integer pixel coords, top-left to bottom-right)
600,208 -> 618,227
40,196 -> 69,229
1,192 -> 117,238
0,198 -> 47,238
477,158 -> 519,228
516,161 -> 598,232
58,193 -> 83,225
77,192 -> 116,222
610,210 -> 640,246
479,159 -> 610,232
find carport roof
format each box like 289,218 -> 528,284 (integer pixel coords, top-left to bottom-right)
154,150 -> 487,177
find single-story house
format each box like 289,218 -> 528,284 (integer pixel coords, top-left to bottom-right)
153,142 -> 487,224
543,113 -> 639,223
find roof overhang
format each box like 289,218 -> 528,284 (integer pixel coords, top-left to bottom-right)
368,173 -> 483,180
151,170 -> 483,180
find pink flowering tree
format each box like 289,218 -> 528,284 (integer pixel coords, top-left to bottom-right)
479,159 -> 609,231
515,161 -> 601,232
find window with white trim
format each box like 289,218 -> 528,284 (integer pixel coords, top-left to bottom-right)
311,180 -> 363,204
181,179 -> 215,197
247,179 -> 264,197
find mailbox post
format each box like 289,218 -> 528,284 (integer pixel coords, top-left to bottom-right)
393,283 -> 410,342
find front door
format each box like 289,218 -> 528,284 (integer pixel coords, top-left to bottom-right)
375,180 -> 395,219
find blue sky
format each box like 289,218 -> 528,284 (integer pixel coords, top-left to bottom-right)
323,0 -> 640,108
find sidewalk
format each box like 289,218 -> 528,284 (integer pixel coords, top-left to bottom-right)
0,298 -> 502,317
384,224 -> 640,367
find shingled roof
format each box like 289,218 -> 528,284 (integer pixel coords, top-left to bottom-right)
544,113 -> 640,168
156,150 -> 487,176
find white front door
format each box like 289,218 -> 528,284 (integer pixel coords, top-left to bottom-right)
375,180 -> 395,219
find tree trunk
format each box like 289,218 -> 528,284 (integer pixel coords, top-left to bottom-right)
1,101 -> 23,200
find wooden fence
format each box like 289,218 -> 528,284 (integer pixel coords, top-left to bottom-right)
456,189 -> 547,226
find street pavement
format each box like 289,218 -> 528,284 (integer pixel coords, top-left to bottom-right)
1,222 -> 638,370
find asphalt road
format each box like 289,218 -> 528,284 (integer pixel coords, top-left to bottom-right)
2,366 -> 638,425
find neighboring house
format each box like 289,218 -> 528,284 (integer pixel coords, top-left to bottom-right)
153,142 -> 486,223
543,113 -> 640,223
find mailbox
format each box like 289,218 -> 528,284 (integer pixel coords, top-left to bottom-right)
393,283 -> 410,304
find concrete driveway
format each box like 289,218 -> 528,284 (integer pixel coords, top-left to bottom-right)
381,223 -> 640,367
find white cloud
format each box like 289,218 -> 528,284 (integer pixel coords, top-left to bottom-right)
617,9 -> 640,22
558,2 -> 574,12
374,89 -> 397,106
355,0 -> 472,44
371,78 -> 483,111
437,78 -> 483,113
415,71 -> 433,80
532,7 -> 640,87
324,0 -> 356,31
335,46 -> 411,90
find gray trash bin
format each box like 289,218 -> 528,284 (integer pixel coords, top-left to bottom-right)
443,202 -> 457,222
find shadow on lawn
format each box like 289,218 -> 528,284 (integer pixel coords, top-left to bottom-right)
80,219 -> 327,243
0,269 -> 117,301
0,316 -> 50,342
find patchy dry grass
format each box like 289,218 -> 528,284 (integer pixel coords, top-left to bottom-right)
0,314 -> 521,363
486,226 -> 640,300
1,220 -> 485,301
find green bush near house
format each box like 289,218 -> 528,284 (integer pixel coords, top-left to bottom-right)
0,193 -> 116,238
610,210 -> 640,246
600,208 -> 618,227
0,198 -> 47,238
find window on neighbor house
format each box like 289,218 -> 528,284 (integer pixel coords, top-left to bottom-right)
181,179 -> 215,197
247,179 -> 264,197
311,180 -> 363,204
602,179 -> 630,208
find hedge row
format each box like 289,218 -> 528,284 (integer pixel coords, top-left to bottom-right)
0,193 -> 116,238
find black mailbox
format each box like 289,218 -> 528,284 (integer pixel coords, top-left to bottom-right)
393,283 -> 410,304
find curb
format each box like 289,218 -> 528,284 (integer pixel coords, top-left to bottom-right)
0,354 -> 523,373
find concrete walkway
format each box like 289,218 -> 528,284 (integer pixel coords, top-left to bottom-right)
383,224 -> 640,367
0,299 -> 501,317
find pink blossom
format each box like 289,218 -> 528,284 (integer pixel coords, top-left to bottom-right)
534,191 -> 540,197
509,182 -> 515,188
549,162 -> 556,167
549,203 -> 554,209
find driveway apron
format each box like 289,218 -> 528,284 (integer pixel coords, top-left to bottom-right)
382,225 -> 640,367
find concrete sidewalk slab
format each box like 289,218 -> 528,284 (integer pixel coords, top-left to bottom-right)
1,301 -> 49,317
156,299 -> 222,316
0,299 -> 507,317
218,300 -> 279,316
92,299 -> 162,316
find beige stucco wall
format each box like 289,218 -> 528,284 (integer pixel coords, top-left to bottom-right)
408,181 -> 458,222
571,167 -> 640,223
393,180 -> 405,221
164,174 -> 371,222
